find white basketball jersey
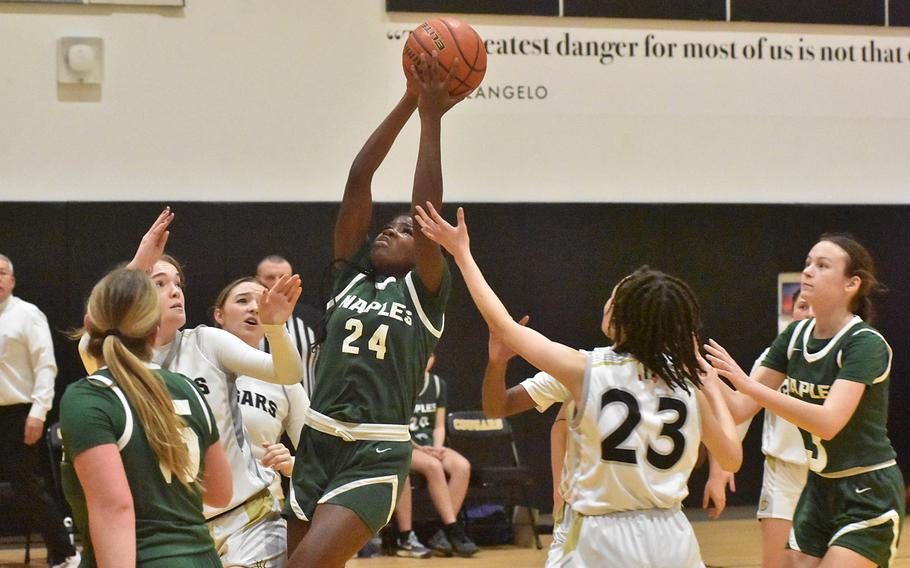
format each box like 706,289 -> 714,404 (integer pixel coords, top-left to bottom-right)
752,350 -> 807,465
236,376 -> 309,499
562,348 -> 701,515
761,393 -> 808,465
154,327 -> 275,518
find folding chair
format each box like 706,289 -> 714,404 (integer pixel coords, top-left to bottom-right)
0,479 -> 32,563
0,422 -> 65,565
445,411 -> 542,549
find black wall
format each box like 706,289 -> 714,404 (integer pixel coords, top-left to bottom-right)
388,0 -> 902,26
2,201 -> 908,513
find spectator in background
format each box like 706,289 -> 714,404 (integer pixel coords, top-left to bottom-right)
0,253 -> 80,568
395,353 -> 477,558
257,255 -> 320,393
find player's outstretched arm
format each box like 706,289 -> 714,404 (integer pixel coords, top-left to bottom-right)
696,353 -> 742,473
335,90 -> 418,262
127,206 -> 174,272
483,317 -> 538,418
410,52 -> 467,293
416,203 -> 586,399
705,339 -> 863,440
550,403 -> 568,515
703,340 -> 785,424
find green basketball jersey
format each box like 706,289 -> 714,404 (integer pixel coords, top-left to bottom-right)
410,373 -> 447,446
60,366 -> 219,566
311,245 -> 451,425
762,316 -> 895,476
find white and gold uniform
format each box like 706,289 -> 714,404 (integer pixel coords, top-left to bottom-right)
522,347 -> 705,568
751,350 -> 809,521
236,376 -> 309,500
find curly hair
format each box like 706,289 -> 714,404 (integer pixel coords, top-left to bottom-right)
609,266 -> 703,392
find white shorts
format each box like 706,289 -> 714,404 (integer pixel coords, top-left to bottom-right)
756,456 -> 808,522
208,488 -> 287,568
546,506 -> 704,568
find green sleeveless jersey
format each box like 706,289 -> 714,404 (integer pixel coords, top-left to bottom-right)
762,317 -> 895,476
60,366 -> 219,566
410,373 -> 447,446
311,245 -> 451,425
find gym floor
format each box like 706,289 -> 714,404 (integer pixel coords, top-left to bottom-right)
2,507 -> 909,568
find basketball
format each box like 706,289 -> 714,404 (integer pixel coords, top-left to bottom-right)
402,17 -> 487,97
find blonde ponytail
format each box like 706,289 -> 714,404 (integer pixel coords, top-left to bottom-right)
84,268 -> 197,488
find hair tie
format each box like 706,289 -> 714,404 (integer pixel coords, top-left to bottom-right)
102,329 -> 122,339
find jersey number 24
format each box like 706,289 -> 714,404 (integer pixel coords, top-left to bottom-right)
341,318 -> 389,360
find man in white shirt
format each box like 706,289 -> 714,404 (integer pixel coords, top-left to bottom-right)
0,254 -> 79,568
256,255 -> 321,394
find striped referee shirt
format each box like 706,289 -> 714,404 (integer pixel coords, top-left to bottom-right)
261,313 -> 319,396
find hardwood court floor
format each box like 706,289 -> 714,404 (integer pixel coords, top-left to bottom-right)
2,517 -> 909,567
346,517 -> 910,567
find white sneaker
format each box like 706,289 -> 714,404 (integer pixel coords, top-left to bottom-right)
51,551 -> 81,568
396,531 -> 432,558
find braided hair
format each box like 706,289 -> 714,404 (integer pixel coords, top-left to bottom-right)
608,266 -> 703,392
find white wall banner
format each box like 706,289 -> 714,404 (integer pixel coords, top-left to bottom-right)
387,24 -> 910,118
1,2 -> 908,203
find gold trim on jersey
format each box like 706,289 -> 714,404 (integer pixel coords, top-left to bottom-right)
317,474 -> 401,526
847,328 -> 893,384
828,508 -> 901,565
800,316 -> 862,363
591,359 -> 638,367
815,459 -> 897,479
327,273 -> 368,310
305,408 -> 411,442
563,508 -> 584,556
405,272 -> 444,338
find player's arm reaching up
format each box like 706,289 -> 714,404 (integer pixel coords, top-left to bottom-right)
416,203 -> 741,472
335,89 -> 417,263
409,52 -> 465,293
482,316 -> 536,418
416,204 -> 586,409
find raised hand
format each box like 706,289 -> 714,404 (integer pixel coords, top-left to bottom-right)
128,206 -> 174,272
259,274 -> 301,325
703,339 -> 750,388
488,315 -> 530,364
261,442 -> 293,476
695,351 -> 721,390
415,202 -> 469,258
409,51 -> 468,117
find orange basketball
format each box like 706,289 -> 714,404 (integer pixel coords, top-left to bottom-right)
402,17 -> 487,97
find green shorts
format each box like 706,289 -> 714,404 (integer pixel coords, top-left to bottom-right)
790,466 -> 905,567
284,427 -> 411,534
141,548 -> 221,568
